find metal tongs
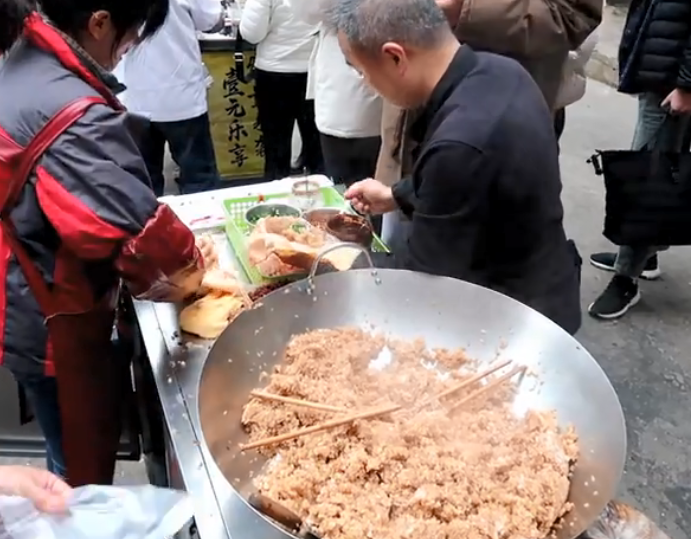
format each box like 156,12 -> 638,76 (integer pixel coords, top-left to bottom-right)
248,493 -> 322,539
348,201 -> 376,230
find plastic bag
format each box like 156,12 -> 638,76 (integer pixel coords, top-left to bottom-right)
0,485 -> 193,539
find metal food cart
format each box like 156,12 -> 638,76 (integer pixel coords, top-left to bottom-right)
128,173 -> 629,539
132,178 -> 333,539
0,175 -> 632,539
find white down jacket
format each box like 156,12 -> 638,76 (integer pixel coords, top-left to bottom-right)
284,0 -> 383,138
239,0 -> 317,73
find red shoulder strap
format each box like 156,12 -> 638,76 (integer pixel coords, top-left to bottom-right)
0,96 -> 108,317
23,13 -> 124,111
0,96 -> 107,213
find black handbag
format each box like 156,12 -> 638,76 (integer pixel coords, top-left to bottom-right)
589,116 -> 691,246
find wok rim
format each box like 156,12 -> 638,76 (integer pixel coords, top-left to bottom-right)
201,269 -> 628,539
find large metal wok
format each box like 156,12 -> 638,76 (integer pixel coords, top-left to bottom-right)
198,263 -> 626,539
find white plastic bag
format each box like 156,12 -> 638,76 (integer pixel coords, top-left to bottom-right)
0,485 -> 193,539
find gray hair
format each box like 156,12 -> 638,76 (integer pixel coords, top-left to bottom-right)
322,0 -> 450,53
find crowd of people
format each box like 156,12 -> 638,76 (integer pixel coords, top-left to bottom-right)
0,0 -> 690,521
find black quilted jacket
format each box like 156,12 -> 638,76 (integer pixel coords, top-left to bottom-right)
619,0 -> 691,95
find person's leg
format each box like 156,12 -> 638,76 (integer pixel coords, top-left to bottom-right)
254,69 -> 298,180
293,95 -> 308,173
381,208 -> 414,254
291,141 -> 306,174
350,136 -> 383,234
12,373 -> 65,477
279,73 -> 308,178
589,93 -> 690,319
589,251 -> 661,280
342,136 -> 381,186
294,72 -> 324,175
294,121 -> 306,173
298,100 -> 324,175
351,136 -> 381,184
554,108 -> 566,141
320,134 -> 381,186
320,134 -> 382,234
138,122 -> 167,196
319,132 -> 344,182
158,113 -> 222,195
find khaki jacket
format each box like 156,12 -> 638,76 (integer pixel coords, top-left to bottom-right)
375,0 -> 603,185
555,29 -> 599,109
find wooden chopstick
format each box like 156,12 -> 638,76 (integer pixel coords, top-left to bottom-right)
242,361 -> 525,451
250,390 -> 349,413
240,402 -> 400,451
449,364 -> 527,412
421,359 -> 513,407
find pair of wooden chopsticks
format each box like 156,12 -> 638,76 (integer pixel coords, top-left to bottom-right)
240,361 -> 526,451
249,390 -> 349,413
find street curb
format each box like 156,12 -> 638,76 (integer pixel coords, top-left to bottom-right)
586,49 -> 618,89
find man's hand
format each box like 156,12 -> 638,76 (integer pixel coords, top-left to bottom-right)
661,88 -> 691,114
345,179 -> 397,215
436,0 -> 463,25
0,466 -> 72,513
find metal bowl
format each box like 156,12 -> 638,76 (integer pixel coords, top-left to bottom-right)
245,202 -> 301,225
302,207 -> 344,229
197,270 -> 627,539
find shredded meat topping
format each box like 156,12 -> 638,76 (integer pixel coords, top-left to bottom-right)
242,328 -> 578,539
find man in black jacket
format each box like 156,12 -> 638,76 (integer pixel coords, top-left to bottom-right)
326,0 -> 582,334
588,0 -> 691,319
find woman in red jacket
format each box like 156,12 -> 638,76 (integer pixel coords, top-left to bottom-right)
0,0 -> 208,485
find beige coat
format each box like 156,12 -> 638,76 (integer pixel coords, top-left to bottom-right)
555,28 -> 600,109
375,0 -> 603,186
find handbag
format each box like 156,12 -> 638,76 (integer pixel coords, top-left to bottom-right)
589,115 -> 691,246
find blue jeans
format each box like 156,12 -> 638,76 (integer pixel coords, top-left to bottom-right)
614,93 -> 691,277
13,373 -> 66,477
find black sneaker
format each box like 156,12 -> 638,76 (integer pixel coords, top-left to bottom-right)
589,252 -> 661,280
588,275 -> 641,320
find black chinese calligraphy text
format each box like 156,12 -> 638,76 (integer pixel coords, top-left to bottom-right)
229,143 -> 248,168
252,120 -> 265,158
222,68 -> 245,98
227,121 -> 249,142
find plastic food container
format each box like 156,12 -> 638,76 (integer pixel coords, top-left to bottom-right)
290,179 -> 323,211
245,202 -> 301,225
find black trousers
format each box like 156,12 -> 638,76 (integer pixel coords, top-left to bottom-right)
553,108 -> 566,155
320,133 -> 382,234
554,108 -> 566,139
139,112 -> 221,197
254,69 -> 323,180
319,133 -> 381,186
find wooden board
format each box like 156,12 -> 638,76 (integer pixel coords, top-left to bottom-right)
204,51 -> 265,181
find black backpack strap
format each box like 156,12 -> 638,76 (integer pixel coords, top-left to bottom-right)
234,30 -> 255,84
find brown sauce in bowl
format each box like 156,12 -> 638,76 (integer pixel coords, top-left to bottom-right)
326,214 -> 373,248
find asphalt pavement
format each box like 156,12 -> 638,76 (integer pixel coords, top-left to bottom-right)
561,80 -> 690,539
